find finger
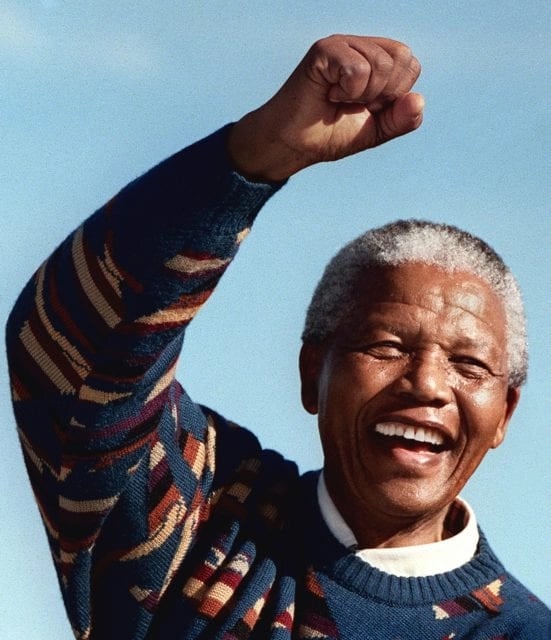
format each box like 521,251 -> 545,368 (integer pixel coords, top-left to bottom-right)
368,43 -> 421,112
373,92 -> 425,144
345,40 -> 395,104
323,39 -> 394,104
309,37 -> 373,102
326,59 -> 372,103
323,36 -> 421,110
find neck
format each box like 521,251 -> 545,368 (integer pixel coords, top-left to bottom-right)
351,510 -> 451,548
324,474 -> 453,549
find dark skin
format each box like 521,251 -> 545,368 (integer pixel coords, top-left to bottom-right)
226,35 -> 519,548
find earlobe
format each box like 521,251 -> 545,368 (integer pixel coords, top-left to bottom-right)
299,343 -> 323,415
491,387 -> 521,449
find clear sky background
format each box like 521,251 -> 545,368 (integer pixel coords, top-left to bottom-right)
1,1 -> 549,638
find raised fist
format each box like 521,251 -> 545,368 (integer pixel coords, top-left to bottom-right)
229,35 -> 424,181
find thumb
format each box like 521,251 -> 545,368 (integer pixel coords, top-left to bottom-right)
375,92 -> 424,144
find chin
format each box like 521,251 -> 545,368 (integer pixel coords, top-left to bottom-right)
369,483 -> 453,520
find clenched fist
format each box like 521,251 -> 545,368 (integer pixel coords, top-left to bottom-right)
229,35 -> 424,181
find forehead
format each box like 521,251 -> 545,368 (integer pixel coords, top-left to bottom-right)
346,262 -> 507,340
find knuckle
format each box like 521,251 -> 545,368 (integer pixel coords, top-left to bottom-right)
308,39 -> 326,59
371,52 -> 393,74
410,56 -> 422,78
350,59 -> 372,77
394,42 -> 413,63
392,44 -> 421,79
311,34 -> 343,52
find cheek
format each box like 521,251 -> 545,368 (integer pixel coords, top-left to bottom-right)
455,383 -> 509,438
319,358 -> 402,430
324,360 -> 389,405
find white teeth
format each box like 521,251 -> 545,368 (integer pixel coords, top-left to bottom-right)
374,422 -> 445,446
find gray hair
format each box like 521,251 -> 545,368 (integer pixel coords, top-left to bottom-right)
302,219 -> 527,387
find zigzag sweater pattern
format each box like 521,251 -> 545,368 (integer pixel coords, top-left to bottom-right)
6,127 -> 551,639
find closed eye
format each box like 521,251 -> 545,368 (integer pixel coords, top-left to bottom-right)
360,341 -> 408,359
450,355 -> 493,378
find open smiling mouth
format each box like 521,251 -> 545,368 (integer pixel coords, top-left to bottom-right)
373,422 -> 449,454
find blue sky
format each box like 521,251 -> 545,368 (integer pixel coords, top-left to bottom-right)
1,1 -> 549,637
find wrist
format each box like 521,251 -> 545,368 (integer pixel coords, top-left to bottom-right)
227,111 -> 307,183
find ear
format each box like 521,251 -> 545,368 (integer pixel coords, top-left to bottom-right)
491,387 -> 521,448
299,342 -> 325,415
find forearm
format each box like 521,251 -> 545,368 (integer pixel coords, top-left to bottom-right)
104,124 -> 283,312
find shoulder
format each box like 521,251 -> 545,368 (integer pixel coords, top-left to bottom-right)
501,572 -> 551,638
204,407 -> 301,521
204,407 -> 300,484
463,530 -> 551,637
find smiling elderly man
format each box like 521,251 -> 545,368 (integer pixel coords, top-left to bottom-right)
7,35 -> 550,639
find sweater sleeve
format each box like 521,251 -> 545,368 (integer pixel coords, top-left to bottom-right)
6,125 -> 284,639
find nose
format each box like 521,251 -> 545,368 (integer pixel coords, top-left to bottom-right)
395,351 -> 452,405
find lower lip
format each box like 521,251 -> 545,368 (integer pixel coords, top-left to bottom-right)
373,435 -> 445,468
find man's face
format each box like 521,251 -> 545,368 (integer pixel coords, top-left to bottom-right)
300,263 -> 520,537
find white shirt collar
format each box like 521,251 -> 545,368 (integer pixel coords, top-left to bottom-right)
317,472 -> 479,577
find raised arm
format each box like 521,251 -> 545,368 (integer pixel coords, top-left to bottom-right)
6,127 -> 281,638
7,35 -> 423,639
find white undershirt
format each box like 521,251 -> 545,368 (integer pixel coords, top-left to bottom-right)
317,472 -> 479,577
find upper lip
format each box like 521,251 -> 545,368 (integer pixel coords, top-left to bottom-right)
370,414 -> 455,446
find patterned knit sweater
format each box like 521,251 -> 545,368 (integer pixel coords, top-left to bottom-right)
6,126 -> 550,640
